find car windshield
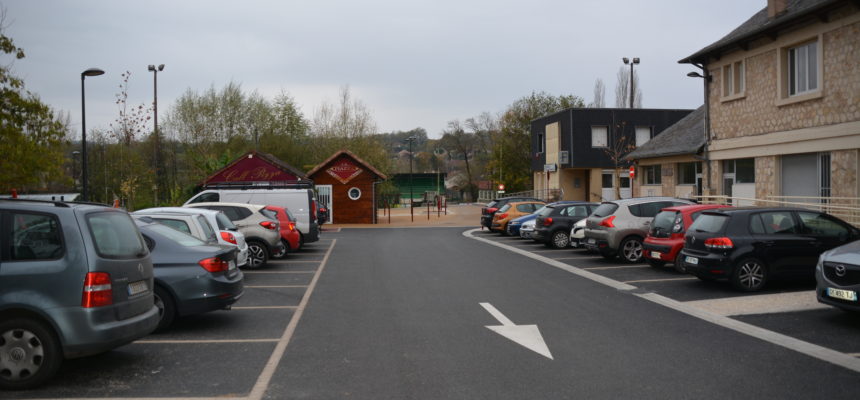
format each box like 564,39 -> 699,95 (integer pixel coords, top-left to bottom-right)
689,213 -> 729,234
86,211 -> 146,259
592,203 -> 619,218
146,223 -> 207,247
215,212 -> 237,230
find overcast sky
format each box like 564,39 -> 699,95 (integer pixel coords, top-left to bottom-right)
3,0 -> 762,139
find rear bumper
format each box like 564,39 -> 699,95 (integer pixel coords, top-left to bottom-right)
643,239 -> 681,262
57,305 -> 159,358
170,271 -> 245,317
680,250 -> 730,280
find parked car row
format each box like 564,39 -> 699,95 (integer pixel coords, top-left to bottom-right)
0,194 -> 317,390
483,196 -> 860,311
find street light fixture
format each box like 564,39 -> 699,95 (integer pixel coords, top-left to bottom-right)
622,57 -> 640,108
688,68 -> 713,197
405,136 -> 417,222
81,67 -> 105,201
148,64 -> 164,205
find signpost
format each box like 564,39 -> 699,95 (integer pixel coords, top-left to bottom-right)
629,165 -> 635,179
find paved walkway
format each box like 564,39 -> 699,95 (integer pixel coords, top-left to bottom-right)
324,203 -> 482,229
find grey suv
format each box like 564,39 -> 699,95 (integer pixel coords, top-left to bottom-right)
584,197 -> 694,263
186,202 -> 284,267
0,199 -> 159,389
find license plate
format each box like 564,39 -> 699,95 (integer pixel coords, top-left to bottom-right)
651,251 -> 662,259
827,287 -> 858,302
684,256 -> 699,265
128,280 -> 148,296
587,238 -> 596,244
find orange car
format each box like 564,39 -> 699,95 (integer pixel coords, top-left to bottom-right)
491,201 -> 545,234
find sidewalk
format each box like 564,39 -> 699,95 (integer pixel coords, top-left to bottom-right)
324,203 -> 483,229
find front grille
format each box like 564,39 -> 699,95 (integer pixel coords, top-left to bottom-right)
823,262 -> 860,286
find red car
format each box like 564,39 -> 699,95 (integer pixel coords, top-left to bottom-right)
264,205 -> 302,255
643,204 -> 730,272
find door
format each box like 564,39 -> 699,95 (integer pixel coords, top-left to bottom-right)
316,185 -> 333,224
781,153 -> 822,205
601,171 -> 632,201
749,211 -> 817,277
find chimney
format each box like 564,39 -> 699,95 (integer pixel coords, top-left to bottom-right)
768,0 -> 788,18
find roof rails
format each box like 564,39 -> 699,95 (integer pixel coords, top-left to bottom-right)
0,198 -> 70,207
202,180 -> 315,190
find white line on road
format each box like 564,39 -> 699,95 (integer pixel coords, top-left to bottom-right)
623,277 -> 699,283
134,339 -> 280,344
551,256 -> 601,260
464,228 -> 860,373
583,265 -> 651,270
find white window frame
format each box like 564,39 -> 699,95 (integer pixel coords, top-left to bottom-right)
788,41 -> 818,96
635,126 -> 652,147
721,60 -> 745,101
591,126 -> 608,148
777,36 -> 823,106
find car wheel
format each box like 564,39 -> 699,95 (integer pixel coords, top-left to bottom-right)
153,286 -> 176,332
731,258 -> 768,292
0,318 -> 62,390
272,239 -> 289,259
647,258 -> 666,268
246,241 -> 269,268
550,230 -> 570,249
620,237 -> 644,263
673,253 -> 687,274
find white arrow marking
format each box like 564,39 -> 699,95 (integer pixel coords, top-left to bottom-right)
480,302 -> 553,360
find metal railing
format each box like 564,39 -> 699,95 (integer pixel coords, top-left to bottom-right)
695,195 -> 860,226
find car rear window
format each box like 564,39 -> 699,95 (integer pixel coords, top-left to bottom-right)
498,204 -> 512,212
153,218 -> 192,235
592,203 -> 619,218
146,223 -> 206,247
537,206 -> 555,217
260,209 -> 279,220
285,208 -> 296,221
215,212 -> 236,230
196,215 -> 217,241
486,201 -> 498,208
87,212 -> 146,259
689,214 -> 729,234
652,211 -> 680,234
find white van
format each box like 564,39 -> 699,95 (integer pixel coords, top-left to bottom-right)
184,188 -> 320,245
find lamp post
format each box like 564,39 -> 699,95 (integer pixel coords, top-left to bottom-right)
148,64 -> 164,205
622,57 -> 640,108
405,136 -> 416,222
71,151 -> 80,192
688,69 -> 712,197
81,67 -> 105,202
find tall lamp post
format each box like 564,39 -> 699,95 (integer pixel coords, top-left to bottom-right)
622,57 -> 640,108
148,64 -> 164,205
688,69 -> 712,196
81,68 -> 105,201
405,136 -> 416,222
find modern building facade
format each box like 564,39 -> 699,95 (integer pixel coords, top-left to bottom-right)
531,108 -> 693,202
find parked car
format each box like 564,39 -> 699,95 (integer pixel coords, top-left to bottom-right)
492,201 -> 545,234
584,197 -> 695,262
134,217 -> 244,330
533,201 -> 599,249
519,218 -> 537,239
263,205 -> 302,256
185,202 -> 284,268
816,239 -> 860,312
185,188 -> 319,247
681,207 -> 860,292
481,197 -> 542,230
506,205 -> 547,237
133,207 -> 250,268
643,204 -> 730,272
570,218 -> 588,249
0,199 -> 159,389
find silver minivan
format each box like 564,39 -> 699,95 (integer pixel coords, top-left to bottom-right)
0,199 -> 159,389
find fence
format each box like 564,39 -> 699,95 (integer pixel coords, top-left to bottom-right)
695,195 -> 860,227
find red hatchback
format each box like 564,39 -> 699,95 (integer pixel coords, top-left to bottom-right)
263,205 -> 302,256
643,204 -> 730,272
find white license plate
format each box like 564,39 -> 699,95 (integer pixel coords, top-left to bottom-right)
827,287 -> 858,302
651,251 -> 662,259
587,238 -> 596,244
684,256 -> 699,265
128,280 -> 148,296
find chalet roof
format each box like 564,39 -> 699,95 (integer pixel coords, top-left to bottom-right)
625,106 -> 705,160
202,150 -> 307,185
680,0 -> 842,64
307,149 -> 388,180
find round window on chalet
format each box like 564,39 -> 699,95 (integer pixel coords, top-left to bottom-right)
348,187 -> 362,200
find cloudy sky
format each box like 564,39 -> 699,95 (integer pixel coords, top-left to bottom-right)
3,0 -> 762,138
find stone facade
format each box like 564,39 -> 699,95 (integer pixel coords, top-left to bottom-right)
754,156 -> 778,202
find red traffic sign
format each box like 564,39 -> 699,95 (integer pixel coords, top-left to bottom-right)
498,184 -> 505,191
629,166 -> 635,179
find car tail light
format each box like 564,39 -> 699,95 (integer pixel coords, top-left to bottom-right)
497,213 -> 509,220
260,221 -> 278,230
599,216 -> 616,228
312,200 -> 317,219
487,207 -> 498,214
82,272 -> 113,308
542,217 -> 553,226
199,257 -> 229,273
704,237 -> 734,249
220,231 -> 237,244
288,222 -> 295,232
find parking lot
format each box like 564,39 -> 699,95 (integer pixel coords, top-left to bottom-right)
471,230 -> 860,358
8,238 -> 336,400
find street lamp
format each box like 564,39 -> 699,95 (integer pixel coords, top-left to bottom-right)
688,68 -> 713,197
148,64 -> 164,205
405,136 -> 417,222
71,151 -> 80,192
81,67 -> 105,201
622,57 -> 640,108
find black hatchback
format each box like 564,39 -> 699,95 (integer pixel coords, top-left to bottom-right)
532,201 -> 598,248
680,207 -> 860,292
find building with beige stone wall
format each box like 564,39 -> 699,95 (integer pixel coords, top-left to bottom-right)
679,0 -> 860,205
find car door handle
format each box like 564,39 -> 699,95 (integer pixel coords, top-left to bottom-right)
759,240 -> 776,247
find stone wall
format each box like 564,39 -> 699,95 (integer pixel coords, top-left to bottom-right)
754,156 -> 778,203
832,149 -> 858,198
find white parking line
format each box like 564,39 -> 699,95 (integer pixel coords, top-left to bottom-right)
623,277 -> 698,283
464,228 -> 860,374
245,285 -> 309,289
583,265 -> 651,270
135,339 -> 280,344
242,271 -> 316,274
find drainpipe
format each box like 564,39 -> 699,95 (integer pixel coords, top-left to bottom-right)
694,62 -> 712,200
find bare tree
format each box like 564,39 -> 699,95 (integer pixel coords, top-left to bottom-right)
590,78 -> 606,108
614,67 -> 642,108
